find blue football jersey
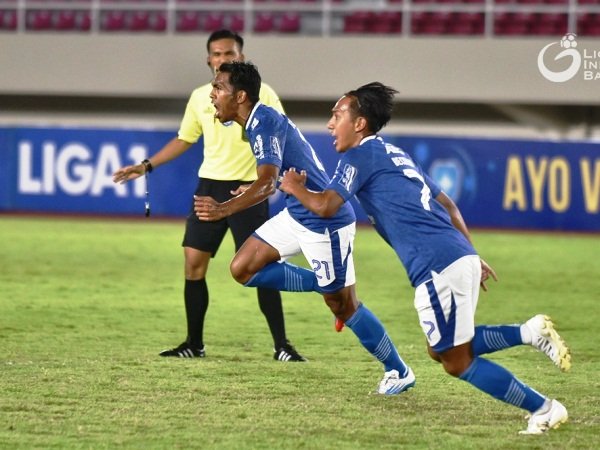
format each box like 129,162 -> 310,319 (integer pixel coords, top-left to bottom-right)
327,135 -> 477,287
245,103 -> 355,232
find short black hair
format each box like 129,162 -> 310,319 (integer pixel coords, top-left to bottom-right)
218,61 -> 261,105
345,82 -> 398,133
206,29 -> 244,52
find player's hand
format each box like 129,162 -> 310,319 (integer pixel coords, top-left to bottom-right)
480,258 -> 498,292
113,164 -> 145,184
230,183 -> 252,196
194,195 -> 227,221
279,167 -> 307,194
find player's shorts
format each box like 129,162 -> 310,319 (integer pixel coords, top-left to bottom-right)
182,178 -> 269,257
254,208 -> 356,294
414,255 -> 481,353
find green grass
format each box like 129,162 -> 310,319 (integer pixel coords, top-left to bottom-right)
1,216 -> 598,449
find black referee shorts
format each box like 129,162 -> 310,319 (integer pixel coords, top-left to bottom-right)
182,178 -> 270,257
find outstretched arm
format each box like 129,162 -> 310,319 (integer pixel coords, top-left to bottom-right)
279,168 -> 345,218
436,191 -> 498,290
112,137 -> 192,183
194,164 -> 279,221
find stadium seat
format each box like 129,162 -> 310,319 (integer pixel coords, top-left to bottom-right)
53,10 -> 76,30
0,9 -> 18,30
126,11 -> 150,31
203,12 -> 224,31
74,11 -> 91,31
101,11 -> 126,31
578,13 -> 600,35
148,11 -> 166,32
26,10 -> 53,31
343,11 -> 373,33
176,11 -> 201,32
369,12 -> 402,33
253,12 -> 274,33
227,12 -> 244,32
279,13 -> 301,33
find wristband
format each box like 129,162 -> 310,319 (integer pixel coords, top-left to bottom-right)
141,159 -> 153,173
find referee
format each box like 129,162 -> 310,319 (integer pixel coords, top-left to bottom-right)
112,29 -> 305,362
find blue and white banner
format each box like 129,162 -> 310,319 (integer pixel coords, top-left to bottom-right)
0,126 -> 598,231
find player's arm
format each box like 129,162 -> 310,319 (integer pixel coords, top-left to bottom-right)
113,137 -> 192,183
435,191 -> 472,243
279,168 -> 345,218
436,191 -> 498,290
194,164 -> 279,221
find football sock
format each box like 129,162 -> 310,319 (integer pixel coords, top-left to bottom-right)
257,287 -> 288,348
459,357 -> 546,413
345,303 -> 409,375
244,261 -> 320,292
471,325 -> 523,355
184,279 -> 208,348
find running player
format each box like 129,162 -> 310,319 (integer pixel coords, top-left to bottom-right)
279,82 -> 571,434
195,62 -> 415,395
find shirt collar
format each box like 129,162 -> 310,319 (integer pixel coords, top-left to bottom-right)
245,102 -> 263,131
359,135 -> 380,146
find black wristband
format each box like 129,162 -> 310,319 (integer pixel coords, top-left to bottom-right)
141,159 -> 153,173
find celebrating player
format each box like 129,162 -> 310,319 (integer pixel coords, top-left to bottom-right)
194,62 -> 415,395
279,82 -> 571,434
113,30 -> 305,362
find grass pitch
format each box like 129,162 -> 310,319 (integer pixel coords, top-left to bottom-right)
0,215 -> 598,449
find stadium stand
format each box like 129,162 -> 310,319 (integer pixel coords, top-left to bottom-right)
3,0 -> 600,36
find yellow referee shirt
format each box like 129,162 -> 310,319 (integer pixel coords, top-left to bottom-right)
178,82 -> 284,182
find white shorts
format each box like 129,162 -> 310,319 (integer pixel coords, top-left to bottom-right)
254,208 -> 356,293
414,255 -> 481,353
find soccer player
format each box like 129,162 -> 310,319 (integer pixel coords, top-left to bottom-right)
112,30 -> 305,362
194,62 -> 415,395
279,82 -> 572,434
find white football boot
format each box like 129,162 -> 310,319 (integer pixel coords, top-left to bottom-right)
519,399 -> 568,435
524,314 -> 571,372
377,367 -> 416,395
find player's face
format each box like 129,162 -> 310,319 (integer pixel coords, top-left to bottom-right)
207,38 -> 244,75
327,96 -> 359,153
210,71 -> 239,123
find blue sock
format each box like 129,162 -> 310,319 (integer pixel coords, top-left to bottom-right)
472,325 -> 523,355
345,303 -> 409,374
244,262 -> 320,292
459,357 -> 545,412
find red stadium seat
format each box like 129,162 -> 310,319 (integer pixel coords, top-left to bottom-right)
53,10 -> 76,30
279,13 -> 301,33
148,11 -> 166,32
176,11 -> 201,32
227,12 -> 244,32
101,10 -> 126,31
74,10 -> 91,31
254,12 -> 274,32
26,10 -> 53,30
0,9 -> 18,30
578,13 -> 600,36
203,12 -> 224,32
343,11 -> 373,33
126,11 -> 150,31
369,12 -> 402,33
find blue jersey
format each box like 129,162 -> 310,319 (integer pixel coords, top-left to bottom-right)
327,136 -> 476,287
245,103 -> 355,233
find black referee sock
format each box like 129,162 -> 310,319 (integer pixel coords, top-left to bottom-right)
257,287 -> 288,349
184,279 -> 208,349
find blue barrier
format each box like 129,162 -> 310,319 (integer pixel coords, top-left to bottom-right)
0,125 -> 598,231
